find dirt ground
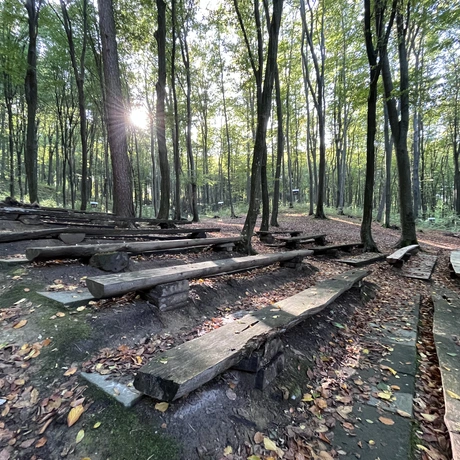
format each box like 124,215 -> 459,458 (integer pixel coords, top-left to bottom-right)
0,212 -> 459,460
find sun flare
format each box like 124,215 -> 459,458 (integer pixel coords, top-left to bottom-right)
129,107 -> 149,130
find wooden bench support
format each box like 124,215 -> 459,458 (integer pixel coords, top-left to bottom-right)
25,236 -> 241,262
133,269 -> 369,401
86,249 -> 313,299
145,280 -> 190,311
386,244 -> 419,268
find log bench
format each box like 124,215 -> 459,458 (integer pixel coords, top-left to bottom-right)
449,251 -> 460,278
275,233 -> 327,249
133,268 -> 370,401
0,227 -> 221,244
25,236 -> 239,262
310,242 -> 363,255
255,230 -> 302,244
386,244 -> 420,268
85,249 -> 313,299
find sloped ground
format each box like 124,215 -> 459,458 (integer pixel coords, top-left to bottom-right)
0,212 -> 458,459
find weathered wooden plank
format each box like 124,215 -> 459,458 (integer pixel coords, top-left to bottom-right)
86,249 -> 313,299
450,251 -> 460,277
432,288 -> 460,460
25,236 -> 241,262
276,233 -> 327,248
310,242 -> 363,255
402,253 -> 437,280
386,244 -> 419,266
133,268 -> 370,401
0,226 -> 221,244
337,253 -> 387,267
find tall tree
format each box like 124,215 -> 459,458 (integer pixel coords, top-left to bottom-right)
239,0 -> 284,253
360,0 -> 395,252
59,0 -> 89,210
300,0 -> 326,218
97,0 -> 134,216
381,0 -> 417,246
24,0 -> 42,204
155,0 -> 170,220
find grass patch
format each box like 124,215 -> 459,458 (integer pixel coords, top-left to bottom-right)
81,387 -> 179,460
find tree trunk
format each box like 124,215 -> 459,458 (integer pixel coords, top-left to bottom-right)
381,5 -> 417,247
270,65 -> 284,227
155,0 -> 170,220
240,0 -> 284,254
97,0 -> 134,217
171,0 -> 181,221
60,0 -> 89,211
24,0 -> 41,204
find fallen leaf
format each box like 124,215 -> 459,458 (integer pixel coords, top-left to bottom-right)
248,456 -> 261,460
76,306 -> 86,312
315,398 -> 327,409
13,320 -> 27,329
93,422 -> 101,429
380,365 -> 397,376
67,405 -> 84,427
447,390 -> 460,400
223,446 -> 233,455
397,409 -> 411,418
56,312 -> 66,318
379,416 -> 395,426
254,432 -> 264,444
421,413 -> 438,422
64,367 -> 78,377
75,429 -> 84,444
226,389 -> 237,401
263,437 -> 284,457
369,440 -> 375,446
301,393 -> 313,402
42,338 -> 51,347
319,452 -> 334,460
337,406 -> 353,419
35,437 -> 47,448
155,402 -> 169,413
377,391 -> 392,400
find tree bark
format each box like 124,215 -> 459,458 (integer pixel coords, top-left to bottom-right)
240,0 -> 284,254
381,2 -> 417,247
270,65 -> 284,227
155,0 -> 170,220
24,0 -> 41,204
97,0 -> 134,217
60,0 -> 89,211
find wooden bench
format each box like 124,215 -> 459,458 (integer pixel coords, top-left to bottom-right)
275,233 -> 327,249
133,268 -> 370,401
85,249 -> 313,299
0,227 -> 221,244
25,236 -> 239,262
386,244 -> 419,268
255,230 -> 302,244
449,251 -> 460,278
310,242 -> 363,255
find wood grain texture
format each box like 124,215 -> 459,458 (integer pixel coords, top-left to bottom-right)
86,249 -> 313,298
386,244 -> 419,264
25,236 -> 240,262
133,268 -> 370,401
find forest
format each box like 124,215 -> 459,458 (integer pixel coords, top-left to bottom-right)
1,0 -> 460,244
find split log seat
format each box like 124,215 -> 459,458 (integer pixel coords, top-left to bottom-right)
275,233 -> 327,249
310,242 -> 363,255
0,227 -> 221,244
449,251 -> 460,278
256,230 -> 302,244
386,244 -> 419,268
133,268 -> 370,401
85,249 -> 313,299
25,236 -> 239,262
